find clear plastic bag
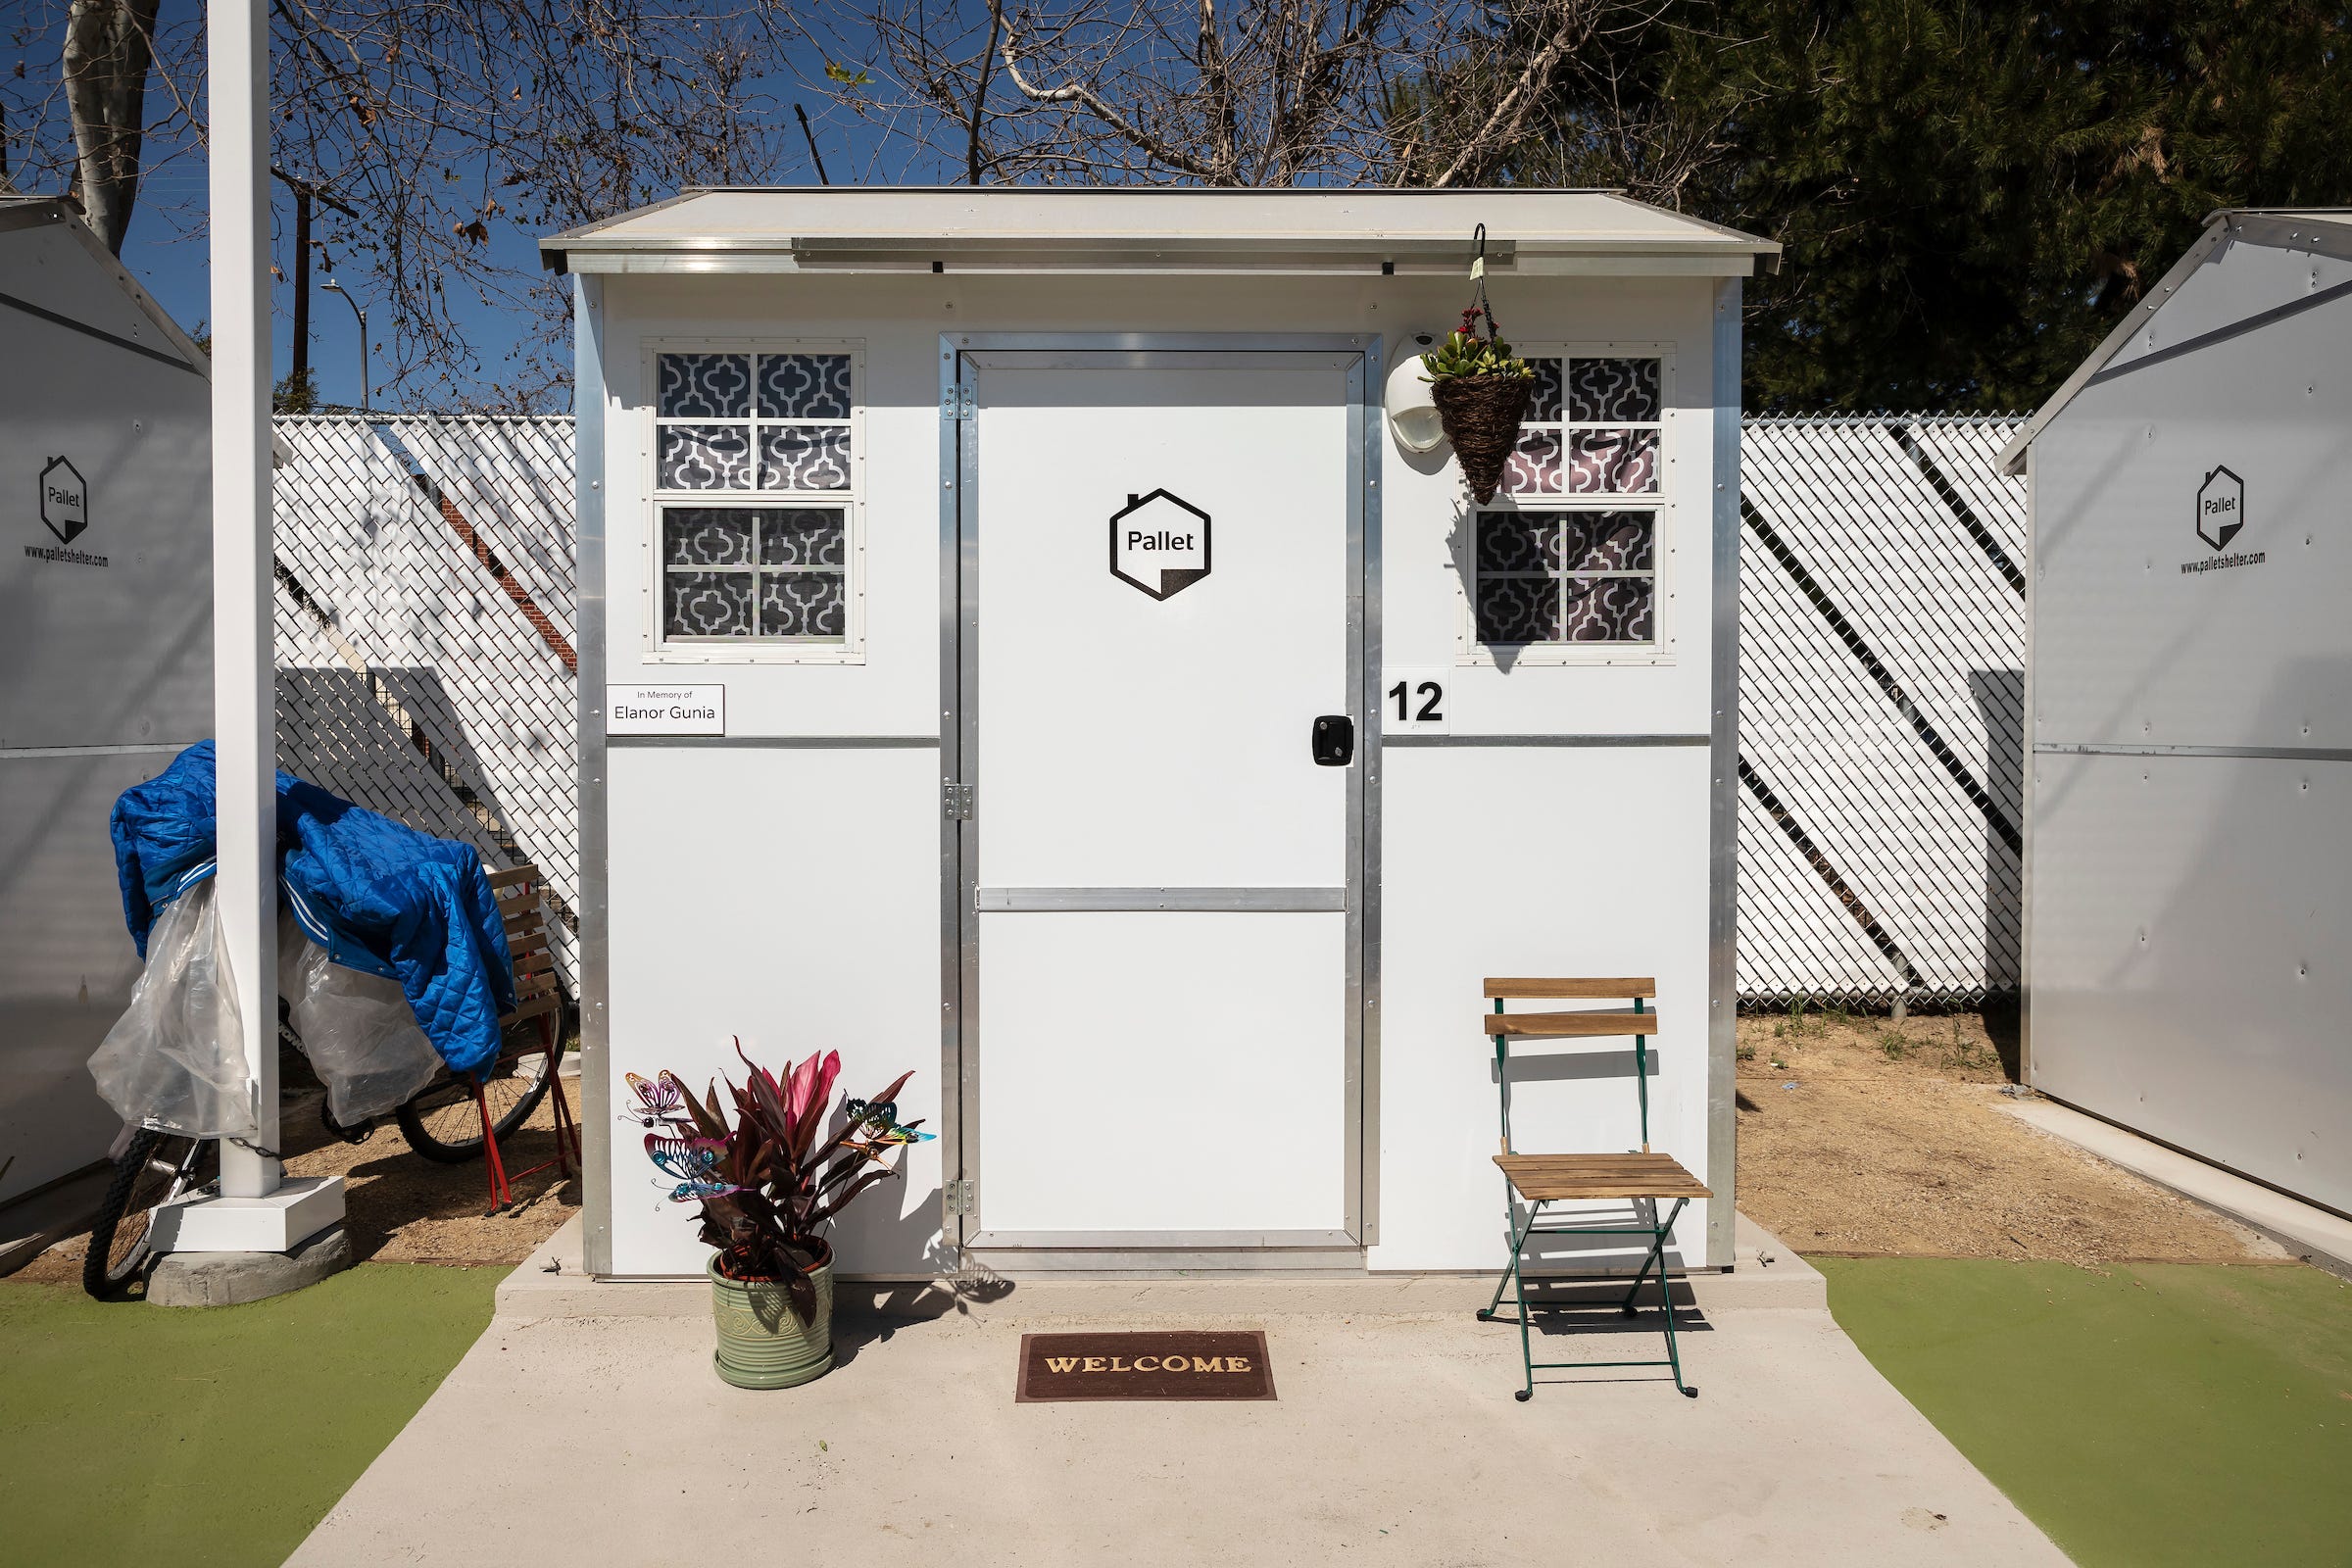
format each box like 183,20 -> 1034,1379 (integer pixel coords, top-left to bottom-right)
277,914 -> 442,1124
86,879 -> 260,1139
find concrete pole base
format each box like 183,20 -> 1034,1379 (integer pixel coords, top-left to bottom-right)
147,1221 -> 354,1307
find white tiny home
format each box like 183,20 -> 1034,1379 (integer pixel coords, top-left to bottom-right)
541,188 -> 1776,1279
2003,209 -> 2352,1216
0,197 -> 212,1208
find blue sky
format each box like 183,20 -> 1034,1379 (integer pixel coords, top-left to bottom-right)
70,3 -> 883,411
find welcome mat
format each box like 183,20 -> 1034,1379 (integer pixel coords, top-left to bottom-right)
1015,1331 -> 1277,1402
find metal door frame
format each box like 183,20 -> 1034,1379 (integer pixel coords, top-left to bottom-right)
938,332 -> 1381,1266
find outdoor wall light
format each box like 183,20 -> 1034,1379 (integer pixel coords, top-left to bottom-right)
1385,332 -> 1446,452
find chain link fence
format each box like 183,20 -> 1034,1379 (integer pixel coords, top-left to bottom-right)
1736,415 -> 2028,1011
270,412 -> 2027,1015
271,415 -> 579,995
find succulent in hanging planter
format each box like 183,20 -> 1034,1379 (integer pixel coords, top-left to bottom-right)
1423,304 -> 1536,504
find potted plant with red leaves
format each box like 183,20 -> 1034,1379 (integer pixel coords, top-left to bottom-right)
638,1040 -> 930,1389
1422,226 -> 1536,503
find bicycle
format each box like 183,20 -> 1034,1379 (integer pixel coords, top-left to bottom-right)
81,861 -> 575,1298
81,1014 -> 568,1298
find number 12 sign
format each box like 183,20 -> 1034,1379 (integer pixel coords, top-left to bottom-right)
1381,670 -> 1449,733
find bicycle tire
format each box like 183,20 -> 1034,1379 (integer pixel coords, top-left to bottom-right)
394,1030 -> 564,1163
82,1130 -> 208,1298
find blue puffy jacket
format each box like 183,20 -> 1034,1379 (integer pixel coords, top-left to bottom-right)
109,742 -> 518,1076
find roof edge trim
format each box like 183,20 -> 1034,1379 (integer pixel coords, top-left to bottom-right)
1996,217 -> 2230,475
2000,209 -> 2352,474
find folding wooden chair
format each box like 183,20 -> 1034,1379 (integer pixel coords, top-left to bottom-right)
474,863 -> 580,1212
1477,978 -> 1710,1399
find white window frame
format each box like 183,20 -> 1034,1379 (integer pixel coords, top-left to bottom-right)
1454,341 -> 1678,667
640,337 -> 866,665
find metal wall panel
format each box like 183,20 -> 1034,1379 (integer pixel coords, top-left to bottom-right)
601,744 -> 945,1278
2029,233 -> 2352,1212
0,215 -> 210,1201
1373,744 -> 1715,1271
2032,250 -> 2352,753
0,750 -> 184,1204
0,231 -> 212,753
2031,750 -> 2351,1211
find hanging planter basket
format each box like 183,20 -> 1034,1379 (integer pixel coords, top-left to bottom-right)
1423,223 -> 1534,505
1431,372 -> 1533,504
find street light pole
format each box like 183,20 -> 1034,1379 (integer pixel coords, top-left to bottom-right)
320,277 -> 368,413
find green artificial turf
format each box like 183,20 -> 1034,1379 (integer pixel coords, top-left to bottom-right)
0,1263 -> 496,1568
1818,1257 -> 2352,1568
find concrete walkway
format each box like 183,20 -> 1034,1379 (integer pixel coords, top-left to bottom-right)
290,1222 -> 2066,1567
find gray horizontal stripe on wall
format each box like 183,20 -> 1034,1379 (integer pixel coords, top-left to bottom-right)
0,741 -> 198,760
604,735 -> 940,748
2035,742 -> 2352,763
980,887 -> 1347,913
1381,733 -> 1710,748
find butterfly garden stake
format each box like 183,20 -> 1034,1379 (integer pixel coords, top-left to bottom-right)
637,1038 -> 927,1388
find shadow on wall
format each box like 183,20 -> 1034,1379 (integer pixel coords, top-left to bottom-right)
274,666 -> 516,868
1973,668 -> 2026,1001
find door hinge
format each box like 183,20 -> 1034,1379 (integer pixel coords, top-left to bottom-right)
943,782 -> 974,820
943,1178 -> 976,1217
942,383 -> 975,420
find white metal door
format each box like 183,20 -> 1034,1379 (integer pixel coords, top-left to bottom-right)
956,345 -> 1364,1250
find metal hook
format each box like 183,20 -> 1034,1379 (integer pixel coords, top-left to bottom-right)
1473,222 -> 1487,261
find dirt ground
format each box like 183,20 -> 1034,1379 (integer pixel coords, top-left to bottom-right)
13,1056 -> 580,1287
1736,1005 -> 2280,1267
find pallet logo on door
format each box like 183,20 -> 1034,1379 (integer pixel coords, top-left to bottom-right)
1109,488 -> 1212,600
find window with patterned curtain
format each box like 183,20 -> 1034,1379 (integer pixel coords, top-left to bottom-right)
652,349 -> 858,648
1473,353 -> 1666,649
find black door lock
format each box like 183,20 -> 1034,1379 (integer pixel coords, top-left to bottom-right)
1311,714 -> 1354,766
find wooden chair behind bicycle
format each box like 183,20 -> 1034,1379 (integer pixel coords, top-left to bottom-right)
469,864 -> 579,1212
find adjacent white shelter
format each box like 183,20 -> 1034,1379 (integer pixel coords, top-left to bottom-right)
2003,208 -> 2352,1216
543,188 -> 1775,1279
0,197 -> 212,1207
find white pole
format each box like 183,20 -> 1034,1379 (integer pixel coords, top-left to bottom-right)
210,0 -> 278,1200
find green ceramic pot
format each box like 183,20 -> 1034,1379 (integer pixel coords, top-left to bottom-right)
709,1253 -> 834,1390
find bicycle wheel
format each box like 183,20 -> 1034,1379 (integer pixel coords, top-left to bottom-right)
394,1029 -> 564,1163
82,1130 -> 210,1298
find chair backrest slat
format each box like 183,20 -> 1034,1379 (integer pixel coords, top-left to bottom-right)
1484,978 -> 1657,1154
1486,976 -> 1655,1000
486,861 -> 554,1030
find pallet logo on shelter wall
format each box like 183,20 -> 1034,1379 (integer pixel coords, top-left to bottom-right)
2182,464 -> 2264,576
2195,466 -> 2244,552
39,455 -> 87,543
1110,488 -> 1211,600
24,453 -> 107,568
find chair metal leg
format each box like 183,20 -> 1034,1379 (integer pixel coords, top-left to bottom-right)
1511,1201 -> 1540,1401
1480,1200 -> 1533,1322
1487,1197 -> 1699,1399
1642,1200 -> 1697,1397
1619,1202 -> 1669,1314
1627,1203 -> 1702,1400
476,1080 -> 515,1216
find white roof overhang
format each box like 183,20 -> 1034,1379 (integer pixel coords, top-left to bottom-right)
540,187 -> 1780,280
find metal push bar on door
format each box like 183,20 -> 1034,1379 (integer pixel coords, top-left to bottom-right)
977,888 -> 1346,912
